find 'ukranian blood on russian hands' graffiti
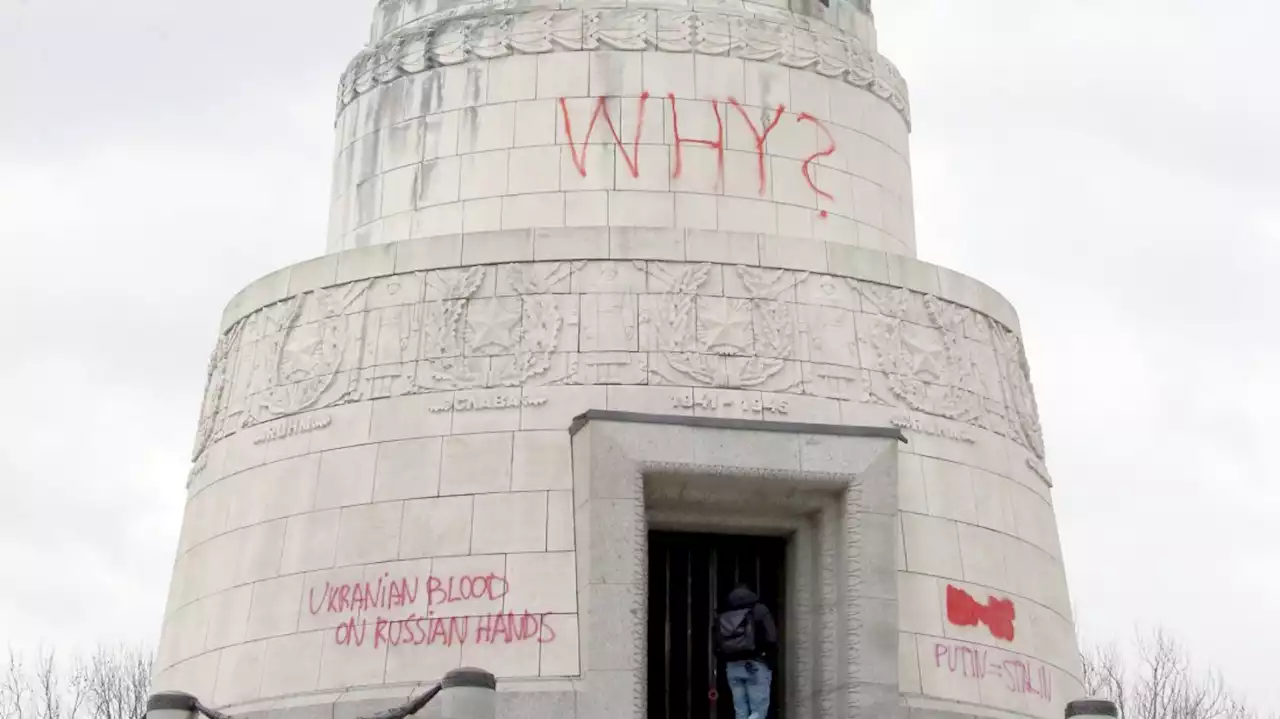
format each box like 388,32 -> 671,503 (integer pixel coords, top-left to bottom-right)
310,572 -> 558,649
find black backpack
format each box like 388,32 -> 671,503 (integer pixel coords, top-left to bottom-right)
716,606 -> 757,655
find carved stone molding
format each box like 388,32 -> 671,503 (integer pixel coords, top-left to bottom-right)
570,415 -> 899,719
191,260 -> 1044,465
337,6 -> 910,126
374,0 -> 874,19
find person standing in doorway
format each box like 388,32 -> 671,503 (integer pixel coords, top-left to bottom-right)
714,583 -> 779,719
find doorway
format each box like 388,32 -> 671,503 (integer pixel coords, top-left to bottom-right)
647,531 -> 787,719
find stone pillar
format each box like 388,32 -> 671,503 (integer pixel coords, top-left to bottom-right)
146,692 -> 198,719
326,0 -> 912,257
1065,700 -> 1120,718
152,0 -> 1085,718
432,668 -> 497,719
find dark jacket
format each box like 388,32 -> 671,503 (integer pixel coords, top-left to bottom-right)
715,588 -> 778,663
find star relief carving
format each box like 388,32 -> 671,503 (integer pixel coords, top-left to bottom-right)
698,299 -> 753,355
466,299 -> 521,354
900,326 -> 946,382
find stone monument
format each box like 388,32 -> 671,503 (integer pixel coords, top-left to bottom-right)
153,0 -> 1084,717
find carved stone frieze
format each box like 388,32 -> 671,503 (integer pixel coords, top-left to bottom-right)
499,260 -> 583,295
372,0 -> 874,32
416,266 -> 488,389
245,280 -> 372,427
191,282 -> 373,461
497,294 -> 570,386
855,282 -> 987,425
566,352 -> 649,385
194,261 -> 1046,465
641,263 -> 798,389
697,297 -> 754,355
733,266 -> 809,301
465,297 -> 522,356
337,7 -> 910,126
799,304 -> 858,366
853,279 -> 1046,459
191,318 -> 244,460
989,319 -> 1047,459
802,362 -> 865,401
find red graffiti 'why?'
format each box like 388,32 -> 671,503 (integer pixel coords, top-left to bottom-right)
559,93 -> 837,214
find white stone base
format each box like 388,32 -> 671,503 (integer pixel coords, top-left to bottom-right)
157,236 -> 1079,719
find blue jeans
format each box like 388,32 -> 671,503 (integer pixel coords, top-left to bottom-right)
725,659 -> 772,719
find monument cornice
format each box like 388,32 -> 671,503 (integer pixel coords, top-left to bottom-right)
337,5 -> 910,127
369,0 -> 876,35
220,234 -> 1015,335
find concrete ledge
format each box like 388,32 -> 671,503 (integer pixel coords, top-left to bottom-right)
146,693 -> 197,712
568,409 -> 907,443
440,668 -> 497,690
217,682 -> 573,719
217,232 -> 1023,336
370,0 -> 877,49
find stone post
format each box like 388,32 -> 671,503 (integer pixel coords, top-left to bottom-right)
146,692 -> 198,719
1065,699 -> 1119,718
145,670 -> 496,719
432,668 -> 497,719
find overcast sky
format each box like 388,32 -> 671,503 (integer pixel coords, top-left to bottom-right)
1,0 -> 1277,711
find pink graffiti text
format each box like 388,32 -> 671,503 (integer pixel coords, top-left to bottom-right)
559,93 -> 837,214
314,574 -> 557,649
333,611 -> 557,648
308,573 -> 509,617
932,641 -> 1053,702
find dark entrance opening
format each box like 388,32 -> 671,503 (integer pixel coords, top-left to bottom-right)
647,531 -> 787,719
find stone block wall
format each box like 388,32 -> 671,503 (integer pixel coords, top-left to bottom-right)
155,235 -> 1082,718
326,5 -> 915,257
152,1 -> 1084,716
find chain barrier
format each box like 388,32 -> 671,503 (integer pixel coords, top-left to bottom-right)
148,667 -> 495,719
359,684 -> 443,719
151,683 -> 443,719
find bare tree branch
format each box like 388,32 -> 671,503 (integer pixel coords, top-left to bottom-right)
1081,625 -> 1270,719
3,648 -> 32,719
0,647 -> 150,719
34,649 -> 61,719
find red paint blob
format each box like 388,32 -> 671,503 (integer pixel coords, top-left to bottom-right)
819,210 -> 828,218
946,584 -> 1016,641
